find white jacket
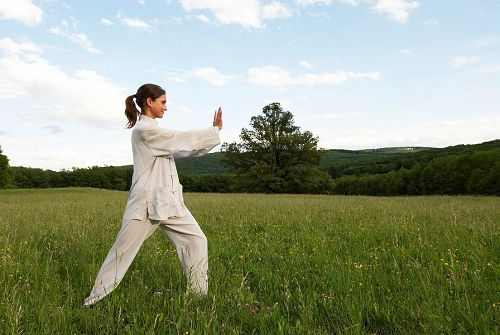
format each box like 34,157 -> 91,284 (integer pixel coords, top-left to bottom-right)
122,114 -> 221,221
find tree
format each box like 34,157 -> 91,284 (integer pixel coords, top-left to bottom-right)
484,161 -> 500,195
0,146 -> 10,188
221,102 -> 331,193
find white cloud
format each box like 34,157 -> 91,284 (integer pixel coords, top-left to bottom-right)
100,18 -> 113,25
120,17 -> 151,29
0,38 -> 126,127
178,0 -> 291,28
372,0 -> 419,23
248,65 -> 380,88
0,37 -> 42,55
192,67 -> 231,86
298,0 -> 419,23
49,26 -> 102,54
298,0 -> 360,5
262,1 -> 292,19
449,56 -> 480,69
194,14 -> 210,23
163,67 -> 232,86
116,13 -> 153,30
0,0 -> 42,26
68,16 -> 79,29
179,0 -> 262,28
299,60 -> 313,69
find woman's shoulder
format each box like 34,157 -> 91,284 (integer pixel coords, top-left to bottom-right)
133,120 -> 159,133
132,124 -> 178,144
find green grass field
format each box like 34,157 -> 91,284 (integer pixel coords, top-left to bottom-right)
0,188 -> 498,334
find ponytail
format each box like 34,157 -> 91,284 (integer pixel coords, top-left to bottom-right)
124,84 -> 166,128
125,94 -> 139,128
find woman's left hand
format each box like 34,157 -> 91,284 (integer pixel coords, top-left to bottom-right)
213,106 -> 223,130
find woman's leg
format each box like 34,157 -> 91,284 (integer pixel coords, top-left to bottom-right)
158,210 -> 209,296
84,218 -> 158,306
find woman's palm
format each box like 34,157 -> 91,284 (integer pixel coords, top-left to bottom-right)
213,107 -> 223,129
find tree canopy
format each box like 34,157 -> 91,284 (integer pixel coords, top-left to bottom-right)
221,102 -> 332,193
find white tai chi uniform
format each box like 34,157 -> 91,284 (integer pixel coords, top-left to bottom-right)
84,114 -> 221,306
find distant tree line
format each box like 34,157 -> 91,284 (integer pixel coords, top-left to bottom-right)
324,139 -> 500,178
1,103 -> 499,196
2,148 -> 499,196
7,165 -> 133,190
330,148 -> 500,195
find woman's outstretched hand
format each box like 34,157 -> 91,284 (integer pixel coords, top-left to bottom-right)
213,106 -> 223,130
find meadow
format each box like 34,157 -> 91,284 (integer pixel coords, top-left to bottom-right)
0,188 -> 498,334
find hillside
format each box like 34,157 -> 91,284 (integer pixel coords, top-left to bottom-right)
174,139 -> 500,177
7,140 -> 500,194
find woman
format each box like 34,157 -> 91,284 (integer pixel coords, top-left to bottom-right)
84,83 -> 223,306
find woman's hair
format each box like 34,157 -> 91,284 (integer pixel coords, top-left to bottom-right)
125,83 -> 166,128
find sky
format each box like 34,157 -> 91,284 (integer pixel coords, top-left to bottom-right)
0,0 -> 499,171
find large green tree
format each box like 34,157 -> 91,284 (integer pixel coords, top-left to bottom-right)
0,146 -> 10,188
221,102 -> 332,193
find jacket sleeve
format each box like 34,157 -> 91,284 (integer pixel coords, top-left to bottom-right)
140,126 -> 221,158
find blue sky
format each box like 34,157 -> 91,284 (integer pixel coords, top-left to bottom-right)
0,0 -> 499,170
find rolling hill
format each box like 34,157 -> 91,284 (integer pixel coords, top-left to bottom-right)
174,139 -> 500,177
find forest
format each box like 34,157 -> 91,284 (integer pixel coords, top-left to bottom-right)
2,140 -> 499,196
1,103 -> 499,196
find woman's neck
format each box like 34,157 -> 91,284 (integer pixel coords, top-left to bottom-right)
141,111 -> 155,119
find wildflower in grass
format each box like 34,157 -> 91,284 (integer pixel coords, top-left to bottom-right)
353,262 -> 364,269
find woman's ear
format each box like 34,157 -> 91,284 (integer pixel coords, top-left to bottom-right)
146,97 -> 152,108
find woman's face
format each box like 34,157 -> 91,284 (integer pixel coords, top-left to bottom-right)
146,94 -> 167,118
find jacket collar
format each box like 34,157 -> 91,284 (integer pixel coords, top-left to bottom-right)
138,114 -> 158,125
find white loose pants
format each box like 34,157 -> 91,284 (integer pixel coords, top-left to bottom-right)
83,209 -> 208,306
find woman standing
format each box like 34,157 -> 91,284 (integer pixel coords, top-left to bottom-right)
84,83 -> 223,306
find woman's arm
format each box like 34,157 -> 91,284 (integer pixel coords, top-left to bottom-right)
140,126 -> 221,158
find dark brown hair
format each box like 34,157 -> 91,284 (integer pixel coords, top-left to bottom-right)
125,83 -> 166,128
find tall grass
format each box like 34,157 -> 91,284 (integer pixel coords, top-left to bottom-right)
0,188 -> 498,334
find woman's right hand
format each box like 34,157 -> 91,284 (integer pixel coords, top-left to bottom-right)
213,106 -> 223,130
